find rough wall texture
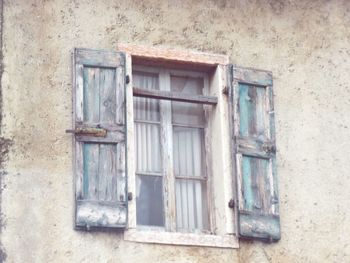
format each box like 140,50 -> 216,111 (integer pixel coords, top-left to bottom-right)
0,0 -> 350,262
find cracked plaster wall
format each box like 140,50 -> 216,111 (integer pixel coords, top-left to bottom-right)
0,0 -> 349,262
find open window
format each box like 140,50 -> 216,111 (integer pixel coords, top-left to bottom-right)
69,46 -> 280,247
133,67 -> 211,233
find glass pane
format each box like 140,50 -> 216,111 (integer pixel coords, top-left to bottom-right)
134,122 -> 161,173
173,127 -> 205,177
239,84 -> 267,139
136,175 -> 164,227
133,71 -> 163,227
242,155 -> 270,213
133,72 -> 160,122
175,179 -> 209,232
171,76 -> 205,126
173,127 -> 208,232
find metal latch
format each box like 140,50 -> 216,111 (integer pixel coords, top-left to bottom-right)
262,143 -> 276,154
65,127 -> 107,137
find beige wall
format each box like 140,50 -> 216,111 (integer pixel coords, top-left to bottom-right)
1,0 -> 350,262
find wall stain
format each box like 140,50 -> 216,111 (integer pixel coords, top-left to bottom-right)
0,1 -> 10,261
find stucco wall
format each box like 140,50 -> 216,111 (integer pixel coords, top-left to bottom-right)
0,0 -> 349,262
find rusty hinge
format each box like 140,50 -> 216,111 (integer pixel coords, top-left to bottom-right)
262,143 -> 276,154
228,198 -> 235,209
65,127 -> 107,137
222,86 -> 229,95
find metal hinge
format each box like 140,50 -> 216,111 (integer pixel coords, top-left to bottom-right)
125,75 -> 130,84
228,198 -> 235,209
222,86 -> 229,95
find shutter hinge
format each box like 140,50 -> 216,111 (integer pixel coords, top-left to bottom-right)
128,192 -> 133,201
228,198 -> 235,209
222,86 -> 229,95
125,75 -> 130,84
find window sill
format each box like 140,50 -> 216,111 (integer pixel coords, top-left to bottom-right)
123,229 -> 239,248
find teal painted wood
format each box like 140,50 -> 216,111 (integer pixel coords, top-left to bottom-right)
239,213 -> 280,241
231,66 -> 280,242
239,84 -> 267,139
242,156 -> 270,214
75,48 -> 123,68
98,144 -> 118,202
83,67 -> 100,123
238,84 -> 249,137
232,66 -> 272,86
100,68 -> 117,124
242,156 -> 253,211
73,48 -> 127,229
83,143 -> 99,199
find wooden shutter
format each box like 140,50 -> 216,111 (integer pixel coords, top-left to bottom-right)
72,48 -> 127,229
229,66 -> 280,241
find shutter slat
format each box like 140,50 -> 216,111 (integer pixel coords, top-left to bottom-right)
236,136 -> 274,159
229,65 -> 280,241
76,200 -> 127,228
233,67 -> 273,86
73,48 -> 127,229
75,48 -> 123,68
83,143 -> 99,200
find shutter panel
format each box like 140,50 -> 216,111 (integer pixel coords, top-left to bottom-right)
73,48 -> 127,229
229,66 -> 280,241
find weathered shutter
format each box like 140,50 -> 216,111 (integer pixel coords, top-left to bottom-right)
72,48 -> 127,229
229,66 -> 280,241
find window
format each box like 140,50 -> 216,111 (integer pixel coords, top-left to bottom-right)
69,46 -> 281,247
133,67 -> 210,233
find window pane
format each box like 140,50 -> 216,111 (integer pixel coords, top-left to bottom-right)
136,175 -> 164,227
171,76 -> 205,126
133,72 -> 160,122
173,127 -> 208,232
173,127 -> 205,177
134,71 -> 163,227
175,179 -> 209,232
134,122 -> 161,173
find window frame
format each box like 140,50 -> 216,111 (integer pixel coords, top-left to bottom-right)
132,65 -> 212,233
123,48 -> 239,248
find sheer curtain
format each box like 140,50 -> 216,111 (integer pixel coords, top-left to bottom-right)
171,76 -> 209,232
133,71 -> 209,232
134,71 -> 164,227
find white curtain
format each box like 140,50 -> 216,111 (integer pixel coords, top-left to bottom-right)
134,72 -> 163,226
173,127 -> 208,231
171,76 -> 208,232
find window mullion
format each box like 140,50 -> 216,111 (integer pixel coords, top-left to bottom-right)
159,70 -> 176,232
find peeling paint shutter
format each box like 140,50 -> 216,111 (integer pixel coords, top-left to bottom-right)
73,48 -> 127,229
229,66 -> 280,241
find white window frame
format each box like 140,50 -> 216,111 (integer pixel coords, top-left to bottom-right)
122,46 -> 239,248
